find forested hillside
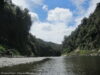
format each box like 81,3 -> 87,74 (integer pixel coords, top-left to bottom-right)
0,0 -> 61,57
28,34 -> 61,56
63,3 -> 100,53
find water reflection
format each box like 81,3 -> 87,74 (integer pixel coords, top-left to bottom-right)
0,56 -> 100,75
64,56 -> 100,75
31,57 -> 67,75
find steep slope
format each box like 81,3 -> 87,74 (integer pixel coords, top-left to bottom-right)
27,34 -> 62,56
63,3 -> 100,53
0,0 -> 61,57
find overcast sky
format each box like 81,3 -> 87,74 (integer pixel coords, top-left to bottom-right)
12,0 -> 100,44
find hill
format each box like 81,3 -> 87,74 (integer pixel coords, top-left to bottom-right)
0,0 -> 61,57
63,3 -> 100,55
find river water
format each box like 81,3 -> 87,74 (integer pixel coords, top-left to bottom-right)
0,56 -> 100,75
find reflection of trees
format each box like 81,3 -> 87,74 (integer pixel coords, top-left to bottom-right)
64,56 -> 100,75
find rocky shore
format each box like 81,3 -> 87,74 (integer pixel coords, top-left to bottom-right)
0,57 -> 47,68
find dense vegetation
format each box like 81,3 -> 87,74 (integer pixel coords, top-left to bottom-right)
28,34 -> 61,56
63,3 -> 100,53
0,0 -> 61,57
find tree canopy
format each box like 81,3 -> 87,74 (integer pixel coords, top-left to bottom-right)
63,3 -> 100,53
0,0 -> 61,56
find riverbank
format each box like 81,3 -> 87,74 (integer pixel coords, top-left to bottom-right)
0,57 -> 48,68
63,49 -> 100,56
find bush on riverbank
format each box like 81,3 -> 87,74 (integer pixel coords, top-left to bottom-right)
63,49 -> 100,56
0,45 -> 20,57
0,45 -> 6,53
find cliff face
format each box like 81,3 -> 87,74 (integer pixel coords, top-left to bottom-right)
63,3 -> 100,53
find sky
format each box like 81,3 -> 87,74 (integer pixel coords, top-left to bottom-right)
12,0 -> 100,44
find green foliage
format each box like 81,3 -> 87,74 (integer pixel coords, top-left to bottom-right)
64,50 -> 99,56
10,49 -> 20,55
0,0 -> 61,56
63,3 -> 100,53
78,50 -> 91,55
28,34 -> 62,56
0,45 -> 5,52
0,0 -> 32,56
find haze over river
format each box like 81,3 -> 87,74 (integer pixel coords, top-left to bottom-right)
0,56 -> 100,75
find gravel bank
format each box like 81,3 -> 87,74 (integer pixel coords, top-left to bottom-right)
0,57 -> 47,68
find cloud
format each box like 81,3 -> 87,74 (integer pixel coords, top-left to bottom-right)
12,0 -> 43,9
42,5 -> 48,11
71,0 -> 85,6
71,0 -> 100,16
31,0 -> 43,6
29,12 -> 39,22
47,7 -> 73,23
12,0 -> 28,9
85,0 -> 100,17
30,22 -> 75,44
74,16 -> 83,26
12,0 -> 74,43
30,7 -> 75,44
73,0 -> 100,26
13,0 -> 100,44
71,0 -> 86,15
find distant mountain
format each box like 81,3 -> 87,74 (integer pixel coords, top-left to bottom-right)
63,3 -> 100,53
28,34 -> 62,56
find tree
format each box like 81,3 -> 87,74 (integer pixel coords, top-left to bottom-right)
63,3 -> 100,53
0,0 -> 4,9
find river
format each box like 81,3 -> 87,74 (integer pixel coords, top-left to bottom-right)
0,56 -> 100,75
